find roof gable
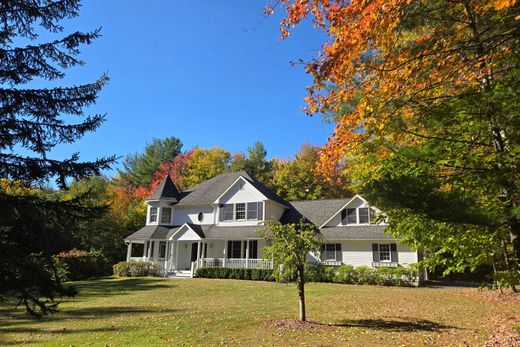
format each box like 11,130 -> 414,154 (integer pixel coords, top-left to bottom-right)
175,171 -> 289,207
280,198 -> 353,226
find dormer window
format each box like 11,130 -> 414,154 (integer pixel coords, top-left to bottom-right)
341,207 -> 371,225
161,207 -> 172,224
149,207 -> 158,223
358,208 -> 369,224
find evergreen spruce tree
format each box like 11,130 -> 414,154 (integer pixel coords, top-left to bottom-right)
0,0 -> 114,316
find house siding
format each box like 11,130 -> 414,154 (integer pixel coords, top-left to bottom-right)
336,241 -> 417,267
172,205 -> 214,225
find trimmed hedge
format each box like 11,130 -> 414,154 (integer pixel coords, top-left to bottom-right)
54,249 -> 111,281
113,261 -> 162,277
306,264 -> 418,287
195,267 -> 274,281
195,265 -> 417,286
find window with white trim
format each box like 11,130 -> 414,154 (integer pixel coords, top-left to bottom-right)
221,202 -> 262,222
321,243 -> 341,261
160,207 -> 172,224
247,202 -> 258,220
358,207 -> 369,224
149,207 -> 158,223
346,208 -> 357,224
235,203 -> 246,220
341,207 -> 371,225
378,244 -> 390,261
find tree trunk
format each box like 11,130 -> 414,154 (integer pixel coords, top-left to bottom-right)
297,265 -> 306,321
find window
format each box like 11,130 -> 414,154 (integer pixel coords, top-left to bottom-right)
247,202 -> 258,220
160,207 -> 172,224
221,202 -> 263,222
149,207 -> 158,223
197,212 -> 204,222
227,240 -> 242,258
223,204 -> 234,221
248,240 -> 258,259
321,243 -> 341,261
358,207 -> 369,224
159,241 -> 166,258
346,208 -> 357,224
378,244 -> 390,261
235,203 -> 246,220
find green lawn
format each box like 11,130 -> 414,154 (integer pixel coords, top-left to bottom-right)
1,277 -> 519,346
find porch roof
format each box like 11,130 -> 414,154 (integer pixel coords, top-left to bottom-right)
124,225 -> 177,241
319,225 -> 398,241
200,225 -> 264,239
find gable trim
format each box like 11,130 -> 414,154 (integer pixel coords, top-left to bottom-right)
212,176 -> 268,204
168,223 -> 204,240
318,194 -> 367,228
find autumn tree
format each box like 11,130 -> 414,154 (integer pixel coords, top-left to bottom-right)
119,137 -> 183,188
183,147 -> 231,188
260,220 -> 322,321
272,0 -> 520,283
272,144 -> 351,200
0,0 -> 113,315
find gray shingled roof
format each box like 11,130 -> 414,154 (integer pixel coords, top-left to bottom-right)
175,171 -> 289,207
147,175 -> 180,201
281,198 -> 352,226
200,225 -> 264,239
319,225 -> 397,240
124,225 -> 177,241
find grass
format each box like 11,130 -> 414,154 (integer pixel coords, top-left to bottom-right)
0,277 -> 519,346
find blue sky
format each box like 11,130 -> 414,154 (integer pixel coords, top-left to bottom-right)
33,0 -> 334,175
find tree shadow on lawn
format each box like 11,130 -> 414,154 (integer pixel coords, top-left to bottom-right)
335,317 -> 457,332
71,277 -> 171,298
0,325 -> 133,346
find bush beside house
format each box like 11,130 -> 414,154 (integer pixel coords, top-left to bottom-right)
195,267 -> 275,281
196,265 -> 418,287
113,261 -> 162,277
54,249 -> 111,281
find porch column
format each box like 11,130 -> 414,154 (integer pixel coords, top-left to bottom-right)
197,241 -> 201,260
223,239 -> 227,267
175,241 -> 179,270
143,241 -> 147,258
245,240 -> 249,268
126,242 -> 132,261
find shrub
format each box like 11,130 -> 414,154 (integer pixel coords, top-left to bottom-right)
113,261 -> 162,277
306,264 -> 418,287
195,267 -> 274,281
54,249 -> 111,281
335,265 -> 356,284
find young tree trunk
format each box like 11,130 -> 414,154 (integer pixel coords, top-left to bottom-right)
297,265 -> 306,321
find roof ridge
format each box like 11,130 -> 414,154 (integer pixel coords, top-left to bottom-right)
289,197 -> 353,203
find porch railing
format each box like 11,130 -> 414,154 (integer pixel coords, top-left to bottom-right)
191,258 -> 274,277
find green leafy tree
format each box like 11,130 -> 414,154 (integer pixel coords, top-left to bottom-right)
272,144 -> 351,200
0,0 -> 113,316
183,147 -> 231,188
243,141 -> 273,185
260,220 -> 322,321
119,137 -> 183,187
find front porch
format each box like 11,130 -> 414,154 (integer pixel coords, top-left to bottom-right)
125,237 -> 272,278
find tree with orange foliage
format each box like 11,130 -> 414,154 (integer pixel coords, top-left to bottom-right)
272,0 -> 520,285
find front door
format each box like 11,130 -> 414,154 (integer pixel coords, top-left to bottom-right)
190,243 -> 198,262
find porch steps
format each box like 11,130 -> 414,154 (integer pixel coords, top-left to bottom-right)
166,270 -> 192,279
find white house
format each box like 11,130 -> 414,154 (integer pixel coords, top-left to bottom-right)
124,171 -> 418,277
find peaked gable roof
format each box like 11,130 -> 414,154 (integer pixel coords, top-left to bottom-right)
147,175 -> 180,201
175,171 -> 289,207
280,198 -> 353,226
